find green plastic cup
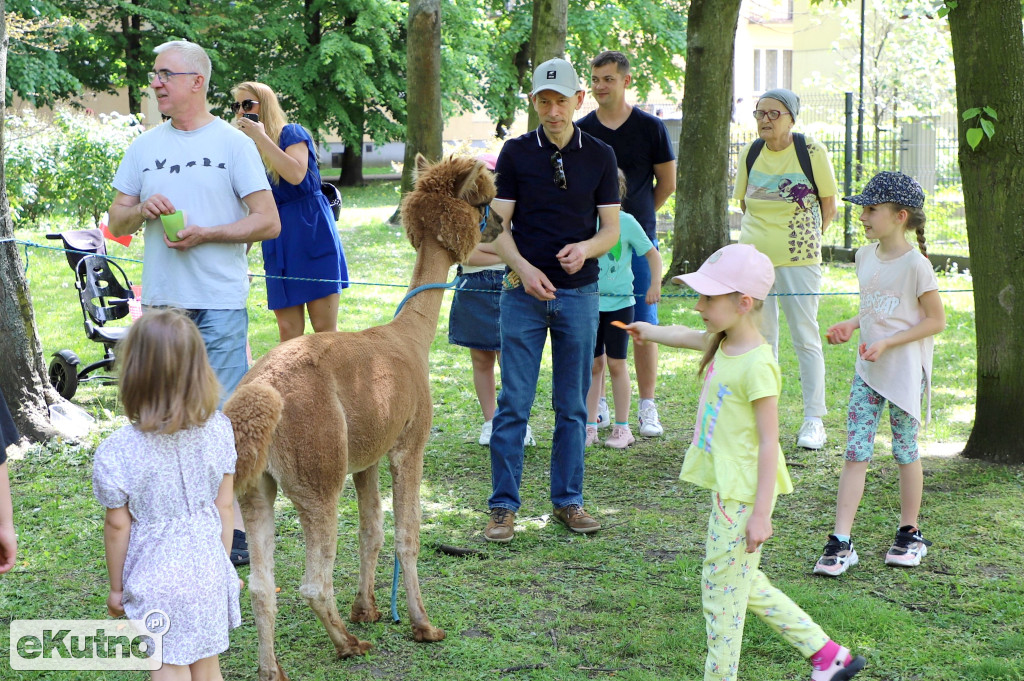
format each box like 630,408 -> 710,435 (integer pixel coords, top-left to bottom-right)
161,209 -> 187,242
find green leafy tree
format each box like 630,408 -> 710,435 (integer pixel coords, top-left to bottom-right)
211,0 -> 407,187
481,0 -> 687,138
809,0 -> 955,166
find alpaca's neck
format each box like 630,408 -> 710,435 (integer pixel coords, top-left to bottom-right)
390,238 -> 455,354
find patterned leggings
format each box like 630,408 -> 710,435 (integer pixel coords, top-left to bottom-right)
845,374 -> 922,464
702,492 -> 828,681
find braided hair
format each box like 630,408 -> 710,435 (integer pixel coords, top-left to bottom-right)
897,204 -> 928,256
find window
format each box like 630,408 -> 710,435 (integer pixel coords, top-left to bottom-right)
753,49 -> 793,92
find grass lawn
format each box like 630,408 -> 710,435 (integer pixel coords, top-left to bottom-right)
2,181 -> 1020,681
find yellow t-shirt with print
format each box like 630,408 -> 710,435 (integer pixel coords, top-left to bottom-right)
680,343 -> 793,504
734,136 -> 838,267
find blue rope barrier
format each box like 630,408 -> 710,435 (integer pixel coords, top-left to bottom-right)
1,237 -> 976,299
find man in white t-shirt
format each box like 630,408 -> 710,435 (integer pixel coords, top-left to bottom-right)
108,40 -> 279,569
108,40 -> 279,401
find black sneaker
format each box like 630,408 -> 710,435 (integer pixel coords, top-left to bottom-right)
230,529 -> 249,566
813,535 -> 859,577
885,525 -> 931,567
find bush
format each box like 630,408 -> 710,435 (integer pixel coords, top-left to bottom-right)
4,108 -> 142,227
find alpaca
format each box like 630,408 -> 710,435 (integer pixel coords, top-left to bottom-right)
224,154 -> 499,681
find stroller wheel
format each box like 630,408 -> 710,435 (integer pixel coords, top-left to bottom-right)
49,350 -> 81,400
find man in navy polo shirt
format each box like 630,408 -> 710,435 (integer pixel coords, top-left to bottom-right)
483,57 -> 621,543
578,50 -> 677,439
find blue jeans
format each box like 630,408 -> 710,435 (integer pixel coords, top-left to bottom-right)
631,240 -> 659,325
489,283 -> 599,511
186,308 -> 249,408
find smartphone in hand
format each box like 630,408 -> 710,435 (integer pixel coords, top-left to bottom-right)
243,113 -> 259,122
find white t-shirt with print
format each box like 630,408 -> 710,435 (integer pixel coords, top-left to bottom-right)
113,118 -> 271,309
854,243 -> 939,423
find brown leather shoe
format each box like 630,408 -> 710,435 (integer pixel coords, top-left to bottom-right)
552,504 -> 601,534
484,507 -> 516,543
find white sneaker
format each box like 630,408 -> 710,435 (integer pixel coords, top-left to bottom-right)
524,424 -> 536,447
638,401 -> 664,437
478,420 -> 493,446
596,397 -> 611,429
797,418 -> 826,449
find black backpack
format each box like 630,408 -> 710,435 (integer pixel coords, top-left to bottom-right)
745,132 -> 817,196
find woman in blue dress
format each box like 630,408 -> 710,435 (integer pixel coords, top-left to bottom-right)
232,82 -> 349,342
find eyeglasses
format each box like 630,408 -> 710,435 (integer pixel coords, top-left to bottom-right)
550,152 -> 567,190
148,70 -> 199,84
752,109 -> 791,121
230,99 -> 260,113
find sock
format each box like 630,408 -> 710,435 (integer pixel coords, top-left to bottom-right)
615,421 -> 628,427
811,640 -> 849,671
587,422 -> 598,428
834,534 -> 851,544
640,398 -> 655,410
806,416 -> 823,425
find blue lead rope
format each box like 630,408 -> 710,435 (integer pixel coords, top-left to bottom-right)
390,277 -> 458,623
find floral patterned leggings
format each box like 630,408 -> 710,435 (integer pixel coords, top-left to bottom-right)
845,374 -> 923,464
701,492 -> 829,681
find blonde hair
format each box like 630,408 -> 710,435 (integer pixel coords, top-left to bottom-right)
231,81 -> 289,184
898,204 -> 929,256
697,295 -> 765,378
117,309 -> 220,434
616,168 -> 627,200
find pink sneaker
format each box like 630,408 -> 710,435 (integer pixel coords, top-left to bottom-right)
585,424 -> 599,447
811,644 -> 865,681
605,424 -> 635,449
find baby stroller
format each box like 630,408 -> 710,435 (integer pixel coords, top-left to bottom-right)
45,229 -> 136,400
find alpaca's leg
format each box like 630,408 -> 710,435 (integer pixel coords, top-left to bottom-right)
239,474 -> 290,681
350,466 -> 384,622
390,453 -> 446,642
292,492 -> 372,658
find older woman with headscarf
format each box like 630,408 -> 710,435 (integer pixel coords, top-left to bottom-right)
733,88 -> 838,451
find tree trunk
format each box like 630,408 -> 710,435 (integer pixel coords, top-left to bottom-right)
400,0 -> 443,197
121,5 -> 143,117
0,3 -> 60,440
526,0 -> 568,131
338,144 -> 364,187
948,0 -> 1024,464
667,0 -> 742,279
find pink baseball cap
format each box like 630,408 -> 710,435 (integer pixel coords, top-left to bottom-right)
672,244 -> 775,300
477,153 -> 499,171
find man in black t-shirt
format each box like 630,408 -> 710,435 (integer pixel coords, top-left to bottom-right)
578,50 -> 677,439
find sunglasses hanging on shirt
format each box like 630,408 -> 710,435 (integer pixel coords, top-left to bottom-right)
550,151 -> 567,190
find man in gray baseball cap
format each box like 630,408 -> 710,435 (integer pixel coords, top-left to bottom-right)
481,57 -> 621,542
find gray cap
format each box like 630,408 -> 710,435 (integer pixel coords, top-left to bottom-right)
759,88 -> 800,119
531,58 -> 581,97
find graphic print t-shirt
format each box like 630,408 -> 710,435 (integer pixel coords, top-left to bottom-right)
854,244 -> 939,423
680,343 -> 794,504
734,136 -> 837,267
596,211 -> 654,312
113,118 -> 271,309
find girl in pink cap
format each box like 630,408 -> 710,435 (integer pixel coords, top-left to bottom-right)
626,243 -> 864,681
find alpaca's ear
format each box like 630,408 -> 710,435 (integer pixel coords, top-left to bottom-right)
455,162 -> 483,203
415,153 -> 431,175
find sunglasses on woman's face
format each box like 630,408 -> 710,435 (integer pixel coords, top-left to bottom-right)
230,99 -> 259,113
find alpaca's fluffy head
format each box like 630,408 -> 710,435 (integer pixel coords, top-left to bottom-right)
401,154 -> 498,264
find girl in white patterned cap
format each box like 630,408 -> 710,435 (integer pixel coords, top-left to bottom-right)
814,171 -> 946,577
627,244 -> 865,681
